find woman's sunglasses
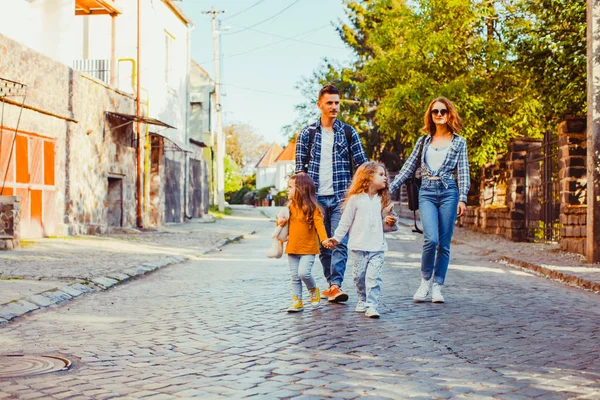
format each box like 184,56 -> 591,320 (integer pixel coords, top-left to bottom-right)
431,108 -> 448,116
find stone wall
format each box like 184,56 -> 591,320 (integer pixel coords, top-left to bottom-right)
0,33 -> 137,236
0,196 -> 20,250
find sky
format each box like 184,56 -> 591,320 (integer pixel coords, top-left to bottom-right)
178,0 -> 354,145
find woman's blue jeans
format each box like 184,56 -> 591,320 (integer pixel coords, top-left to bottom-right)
418,179 -> 459,285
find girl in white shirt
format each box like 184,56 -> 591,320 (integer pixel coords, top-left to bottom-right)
324,162 -> 397,318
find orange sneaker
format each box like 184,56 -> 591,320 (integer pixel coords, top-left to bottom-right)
322,286 -> 333,298
328,286 -> 349,302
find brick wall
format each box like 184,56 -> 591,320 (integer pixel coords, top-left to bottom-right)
461,139 -> 540,241
558,118 -> 587,254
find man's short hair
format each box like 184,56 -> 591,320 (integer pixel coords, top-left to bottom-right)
318,85 -> 340,100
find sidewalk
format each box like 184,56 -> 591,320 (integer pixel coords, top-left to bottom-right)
397,212 -> 600,293
0,205 -> 273,326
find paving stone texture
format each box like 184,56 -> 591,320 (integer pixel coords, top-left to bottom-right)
0,206 -> 598,399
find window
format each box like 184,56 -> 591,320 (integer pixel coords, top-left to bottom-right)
165,31 -> 176,89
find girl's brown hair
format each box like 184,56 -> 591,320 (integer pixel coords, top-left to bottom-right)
288,174 -> 321,229
422,97 -> 463,135
344,162 -> 391,210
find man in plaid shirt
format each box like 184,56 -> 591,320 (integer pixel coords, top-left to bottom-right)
295,85 -> 368,302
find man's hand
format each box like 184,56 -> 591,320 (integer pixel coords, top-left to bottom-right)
457,201 -> 467,217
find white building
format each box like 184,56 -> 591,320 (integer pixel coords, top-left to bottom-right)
255,143 -> 283,191
0,0 -> 205,226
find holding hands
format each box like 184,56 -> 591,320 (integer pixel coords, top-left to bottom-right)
322,238 -> 338,250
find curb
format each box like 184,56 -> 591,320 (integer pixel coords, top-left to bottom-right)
500,256 -> 600,293
0,233 -> 250,327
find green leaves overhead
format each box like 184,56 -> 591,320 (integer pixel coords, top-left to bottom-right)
297,0 -> 585,171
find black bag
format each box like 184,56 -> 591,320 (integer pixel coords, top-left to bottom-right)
405,136 -> 426,234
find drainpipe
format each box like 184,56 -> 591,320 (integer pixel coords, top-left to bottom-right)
110,14 -> 117,86
183,24 -> 193,220
136,0 -> 143,228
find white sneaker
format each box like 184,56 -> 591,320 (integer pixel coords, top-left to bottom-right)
365,307 -> 380,318
413,278 -> 432,302
431,283 -> 445,303
355,300 -> 366,313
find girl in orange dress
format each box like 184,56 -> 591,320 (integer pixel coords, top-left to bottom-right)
278,174 -> 329,312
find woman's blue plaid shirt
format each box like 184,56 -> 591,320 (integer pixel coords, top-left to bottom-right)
390,133 -> 471,203
295,119 -> 368,201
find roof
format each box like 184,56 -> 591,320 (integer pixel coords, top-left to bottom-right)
162,0 -> 194,26
275,141 -> 295,162
256,143 -> 283,168
75,0 -> 122,15
191,60 -> 211,79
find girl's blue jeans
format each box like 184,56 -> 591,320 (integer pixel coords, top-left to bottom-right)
288,254 -> 316,298
419,179 -> 459,285
350,250 -> 385,309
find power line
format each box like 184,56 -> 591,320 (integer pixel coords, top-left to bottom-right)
199,24 -> 329,65
227,22 -> 345,50
223,0 -> 268,21
223,0 -> 301,36
221,83 -> 301,99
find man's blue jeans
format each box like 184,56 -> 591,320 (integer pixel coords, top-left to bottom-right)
317,195 -> 348,288
419,179 -> 459,285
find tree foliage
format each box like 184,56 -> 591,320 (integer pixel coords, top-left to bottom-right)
296,0 -> 586,171
225,124 -> 271,176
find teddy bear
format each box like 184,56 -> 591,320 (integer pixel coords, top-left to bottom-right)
266,207 -> 290,258
382,203 -> 399,232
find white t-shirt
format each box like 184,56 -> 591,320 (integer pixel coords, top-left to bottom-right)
318,127 -> 335,195
332,193 -> 388,252
426,145 -> 450,173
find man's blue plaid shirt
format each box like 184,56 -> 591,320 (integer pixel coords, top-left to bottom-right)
295,119 -> 368,202
390,133 -> 471,203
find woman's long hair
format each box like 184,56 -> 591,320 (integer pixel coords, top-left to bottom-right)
344,162 -> 391,210
288,174 -> 321,229
422,97 -> 462,135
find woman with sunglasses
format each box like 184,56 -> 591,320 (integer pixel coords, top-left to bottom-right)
389,97 -> 470,303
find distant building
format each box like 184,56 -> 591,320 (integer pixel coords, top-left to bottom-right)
255,143 -> 283,190
274,141 -> 296,191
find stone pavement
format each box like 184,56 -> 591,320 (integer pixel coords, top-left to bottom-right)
0,208 -> 598,399
0,206 -> 272,325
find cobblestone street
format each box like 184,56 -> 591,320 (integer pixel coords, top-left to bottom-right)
0,209 -> 599,399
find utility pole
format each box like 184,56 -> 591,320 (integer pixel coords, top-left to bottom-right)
203,7 -> 226,212
587,0 -> 600,262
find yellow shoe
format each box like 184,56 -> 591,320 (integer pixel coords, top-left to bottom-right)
286,296 -> 304,312
309,287 -> 321,307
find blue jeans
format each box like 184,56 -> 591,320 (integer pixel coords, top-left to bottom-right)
419,179 -> 459,285
317,195 -> 348,288
288,254 -> 316,298
351,250 -> 385,309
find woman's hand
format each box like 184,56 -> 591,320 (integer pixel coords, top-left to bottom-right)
457,201 -> 467,217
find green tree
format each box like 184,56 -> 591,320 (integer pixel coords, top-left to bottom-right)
296,0 -> 586,172
224,155 -> 243,194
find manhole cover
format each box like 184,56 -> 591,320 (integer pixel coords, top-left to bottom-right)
0,355 -> 71,378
